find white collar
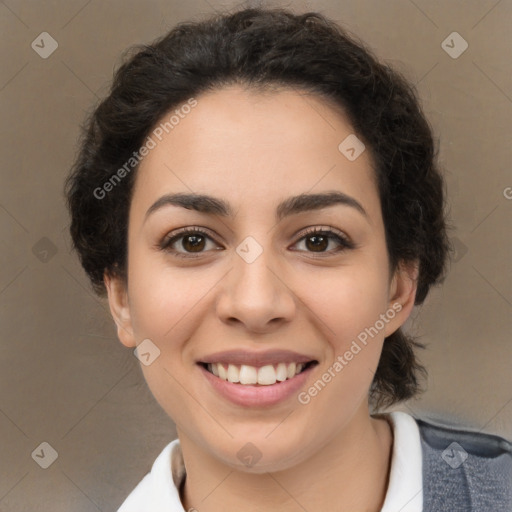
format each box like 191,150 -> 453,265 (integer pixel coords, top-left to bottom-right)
380,411 -> 423,512
118,411 -> 423,511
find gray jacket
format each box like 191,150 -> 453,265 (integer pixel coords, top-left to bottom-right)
418,417 -> 512,511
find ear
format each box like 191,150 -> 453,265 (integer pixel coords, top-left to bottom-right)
104,272 -> 136,348
383,259 -> 419,338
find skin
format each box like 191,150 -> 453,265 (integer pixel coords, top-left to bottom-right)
105,85 -> 419,511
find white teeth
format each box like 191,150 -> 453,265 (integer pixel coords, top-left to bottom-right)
276,363 -> 288,381
218,363 -> 227,380
239,365 -> 258,385
257,365 -> 277,385
227,364 -> 240,383
207,361 -> 310,385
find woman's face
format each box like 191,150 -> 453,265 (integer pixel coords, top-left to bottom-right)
106,85 -> 416,472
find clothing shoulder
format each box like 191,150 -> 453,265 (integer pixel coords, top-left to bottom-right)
415,415 -> 512,512
117,473 -> 153,512
117,439 -> 183,512
417,416 -> 512,457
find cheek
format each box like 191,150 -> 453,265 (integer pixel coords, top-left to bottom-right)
299,262 -> 390,396
127,252 -> 209,339
306,264 -> 390,343
126,262 -> 211,424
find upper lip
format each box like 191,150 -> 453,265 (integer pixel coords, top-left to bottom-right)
198,349 -> 317,367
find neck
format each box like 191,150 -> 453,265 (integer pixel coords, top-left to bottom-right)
177,408 -> 394,512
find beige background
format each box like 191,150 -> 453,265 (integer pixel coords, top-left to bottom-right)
1,0 -> 511,510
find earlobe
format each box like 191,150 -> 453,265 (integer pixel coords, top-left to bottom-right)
384,260 -> 419,337
104,272 -> 137,348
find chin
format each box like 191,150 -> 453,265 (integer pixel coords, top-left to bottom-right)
209,433 -> 314,474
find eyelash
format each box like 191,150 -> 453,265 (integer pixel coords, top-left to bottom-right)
159,226 -> 355,259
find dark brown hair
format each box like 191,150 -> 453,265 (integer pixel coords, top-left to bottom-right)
65,6 -> 451,409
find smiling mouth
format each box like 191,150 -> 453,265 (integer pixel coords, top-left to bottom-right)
199,361 -> 318,386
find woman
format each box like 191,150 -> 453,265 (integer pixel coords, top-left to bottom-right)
65,6 -> 512,511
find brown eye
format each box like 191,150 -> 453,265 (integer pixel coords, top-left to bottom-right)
293,227 -> 354,255
305,234 -> 329,252
181,234 -> 206,252
160,227 -> 221,258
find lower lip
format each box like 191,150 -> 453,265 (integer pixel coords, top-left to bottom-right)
198,363 -> 316,407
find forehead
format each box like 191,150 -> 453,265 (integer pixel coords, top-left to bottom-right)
131,85 -> 380,222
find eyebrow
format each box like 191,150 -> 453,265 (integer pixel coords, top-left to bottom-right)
144,191 -> 368,224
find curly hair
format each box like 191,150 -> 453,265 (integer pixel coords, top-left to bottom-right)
65,6 -> 451,410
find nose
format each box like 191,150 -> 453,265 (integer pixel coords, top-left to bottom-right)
215,245 -> 296,334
